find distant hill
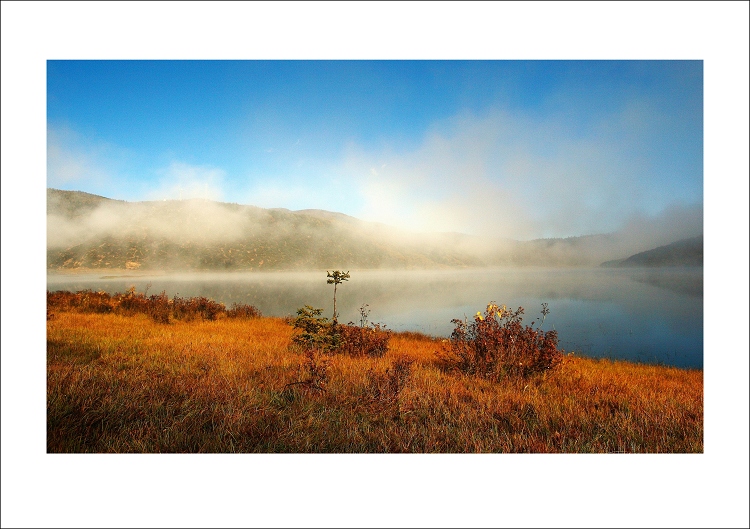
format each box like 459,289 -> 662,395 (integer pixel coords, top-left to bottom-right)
47,188 -> 123,217
600,236 -> 703,268
47,189 -> 702,271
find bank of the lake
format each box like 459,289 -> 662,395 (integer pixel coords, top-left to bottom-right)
47,310 -> 703,453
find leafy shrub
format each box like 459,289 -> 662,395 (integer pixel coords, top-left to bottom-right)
439,302 -> 563,380
289,303 -> 391,357
290,305 -> 341,352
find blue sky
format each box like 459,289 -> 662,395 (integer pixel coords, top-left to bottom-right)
47,60 -> 702,239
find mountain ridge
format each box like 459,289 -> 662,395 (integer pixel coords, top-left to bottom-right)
600,235 -> 703,268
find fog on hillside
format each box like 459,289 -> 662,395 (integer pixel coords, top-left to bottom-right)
47,190 -> 703,269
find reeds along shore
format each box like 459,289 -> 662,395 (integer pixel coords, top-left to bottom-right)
47,291 -> 703,453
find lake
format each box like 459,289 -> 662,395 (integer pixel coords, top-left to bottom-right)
47,267 -> 703,368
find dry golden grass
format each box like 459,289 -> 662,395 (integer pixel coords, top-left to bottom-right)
48,311 -> 702,453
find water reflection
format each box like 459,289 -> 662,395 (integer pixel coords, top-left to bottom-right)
47,267 -> 703,368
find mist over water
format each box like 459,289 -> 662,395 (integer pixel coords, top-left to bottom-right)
47,267 -> 703,368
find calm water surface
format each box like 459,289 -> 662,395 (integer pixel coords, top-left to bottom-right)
47,267 -> 703,368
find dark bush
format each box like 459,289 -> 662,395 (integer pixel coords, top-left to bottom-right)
172,295 -> 225,321
47,288 -> 261,324
114,286 -> 150,315
226,302 -> 262,319
148,291 -> 171,324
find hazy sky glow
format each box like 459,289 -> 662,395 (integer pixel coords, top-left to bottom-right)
47,60 -> 702,239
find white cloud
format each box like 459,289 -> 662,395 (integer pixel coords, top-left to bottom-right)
339,105 -> 700,239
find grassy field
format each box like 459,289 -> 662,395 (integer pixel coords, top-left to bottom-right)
47,298 -> 703,453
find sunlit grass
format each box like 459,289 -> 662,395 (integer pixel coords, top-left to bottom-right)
47,311 -> 702,453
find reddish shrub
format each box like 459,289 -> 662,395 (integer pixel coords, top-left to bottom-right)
47,288 -> 260,325
439,302 -> 563,380
337,323 -> 391,358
